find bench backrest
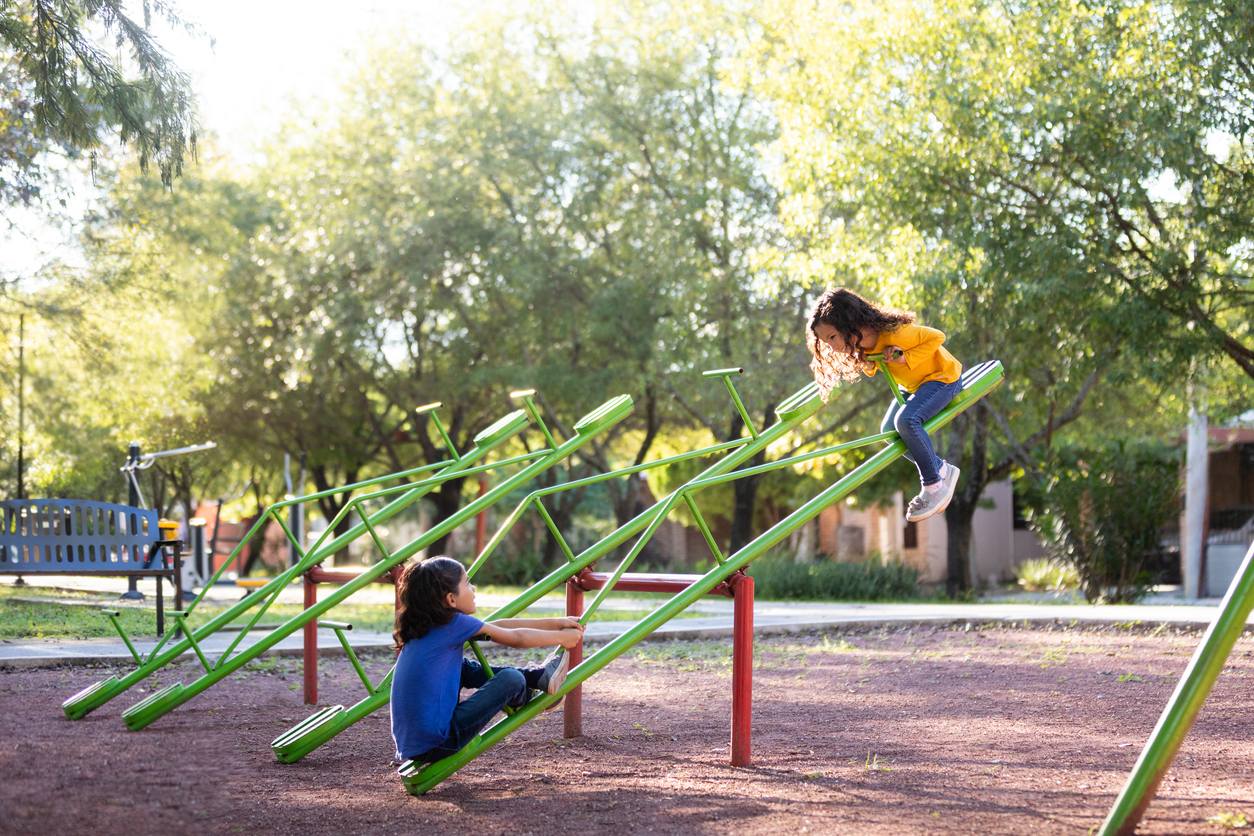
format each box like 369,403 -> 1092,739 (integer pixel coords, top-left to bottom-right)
0,500 -> 162,574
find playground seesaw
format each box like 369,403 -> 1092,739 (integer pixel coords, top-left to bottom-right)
274,363 -> 1002,767
61,391 -> 636,727
272,367 -> 774,762
392,359 -> 1004,795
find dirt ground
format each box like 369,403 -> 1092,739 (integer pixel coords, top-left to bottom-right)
2,623 -> 1252,836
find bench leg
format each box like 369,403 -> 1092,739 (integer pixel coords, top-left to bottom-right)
174,546 -> 184,610
156,575 -> 164,637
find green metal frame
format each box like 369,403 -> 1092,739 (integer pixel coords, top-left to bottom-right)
61,394 -> 631,725
62,402 -> 531,720
110,393 -> 634,732
273,371 -> 772,762
272,362 -> 1002,771
1097,540 -> 1254,835
396,360 -> 1003,795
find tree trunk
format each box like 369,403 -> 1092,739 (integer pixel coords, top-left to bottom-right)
311,465 -> 357,566
729,472 -> 763,554
943,405 -> 990,597
428,475 -> 465,557
727,404 -> 774,555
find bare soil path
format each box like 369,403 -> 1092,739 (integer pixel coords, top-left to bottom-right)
2,624 -> 1251,835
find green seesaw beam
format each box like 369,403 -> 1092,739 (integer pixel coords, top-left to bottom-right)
273,369 -> 779,762
397,360 -> 1004,795
113,393 -> 636,731
63,398 -> 558,721
1098,539 -> 1254,835
63,402 -> 538,720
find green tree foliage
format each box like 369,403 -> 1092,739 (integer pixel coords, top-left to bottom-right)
1025,441 -> 1180,603
75,2 -> 805,562
753,0 -> 1254,592
0,52 -> 40,206
0,0 -> 202,187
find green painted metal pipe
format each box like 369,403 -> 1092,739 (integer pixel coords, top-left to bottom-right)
1098,540 -> 1254,836
401,362 -> 1003,794
272,380 -> 827,762
483,382 -> 828,623
463,438 -> 749,579
63,410 -> 539,720
117,395 -> 634,730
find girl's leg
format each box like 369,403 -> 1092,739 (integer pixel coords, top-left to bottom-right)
419,667 -> 528,762
462,658 -> 546,690
893,379 -> 962,486
459,658 -> 490,689
881,399 -> 913,464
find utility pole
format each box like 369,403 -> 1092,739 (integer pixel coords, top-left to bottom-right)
16,314 -> 24,501
121,441 -> 145,600
14,314 -> 25,587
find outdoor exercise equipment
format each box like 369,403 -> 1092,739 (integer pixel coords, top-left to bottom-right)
394,360 -> 1002,794
61,392 -> 632,725
272,368 -> 772,762
271,360 -> 1002,787
1097,538 -> 1254,835
560,568 -> 756,763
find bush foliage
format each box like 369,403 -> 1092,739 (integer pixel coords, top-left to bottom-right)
1026,441 -> 1180,604
747,551 -> 922,601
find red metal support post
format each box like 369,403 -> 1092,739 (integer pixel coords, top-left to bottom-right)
730,572 -> 754,767
564,579 -> 584,739
303,575 -> 318,705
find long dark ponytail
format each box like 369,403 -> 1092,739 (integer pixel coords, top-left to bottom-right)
393,556 -> 467,650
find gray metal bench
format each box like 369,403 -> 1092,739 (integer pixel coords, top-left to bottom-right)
0,499 -> 184,635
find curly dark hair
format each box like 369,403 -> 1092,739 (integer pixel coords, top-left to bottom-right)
806,287 -> 916,400
392,556 -> 467,650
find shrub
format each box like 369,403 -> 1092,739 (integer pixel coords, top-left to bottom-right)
1026,441 -> 1180,604
1013,557 -> 1080,591
472,549 -> 551,586
747,551 -> 922,601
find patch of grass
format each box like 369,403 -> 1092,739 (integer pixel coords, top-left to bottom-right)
0,582 -> 698,640
0,585 -> 158,639
1207,812 -> 1249,829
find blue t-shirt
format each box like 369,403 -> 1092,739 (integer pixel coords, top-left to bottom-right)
390,611 -> 485,760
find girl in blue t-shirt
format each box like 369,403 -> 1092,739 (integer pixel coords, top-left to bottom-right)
390,556 -> 584,764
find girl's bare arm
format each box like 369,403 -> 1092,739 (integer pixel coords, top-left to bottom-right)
494,616 -> 581,631
478,621 -> 583,649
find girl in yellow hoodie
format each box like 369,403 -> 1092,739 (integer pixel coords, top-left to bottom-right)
806,287 -> 963,522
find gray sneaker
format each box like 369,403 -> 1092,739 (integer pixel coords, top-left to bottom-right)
906,463 -> 961,522
534,648 -> 569,695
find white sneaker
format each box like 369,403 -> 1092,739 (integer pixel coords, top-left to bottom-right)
906,462 -> 961,522
534,648 -> 569,695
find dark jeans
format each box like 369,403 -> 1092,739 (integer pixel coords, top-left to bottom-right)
880,378 -> 963,486
415,659 -> 545,763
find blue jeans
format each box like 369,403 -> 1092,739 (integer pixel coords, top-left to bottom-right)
414,659 -> 545,763
880,378 -> 963,486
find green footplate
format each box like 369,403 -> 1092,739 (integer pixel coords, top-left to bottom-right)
62,676 -> 121,720
574,394 -> 634,436
271,705 -> 346,763
121,682 -> 186,731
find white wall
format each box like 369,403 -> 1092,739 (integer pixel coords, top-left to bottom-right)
972,480 -> 1015,584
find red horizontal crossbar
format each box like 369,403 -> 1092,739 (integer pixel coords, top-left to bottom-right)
306,565 -> 403,585
572,568 -> 737,598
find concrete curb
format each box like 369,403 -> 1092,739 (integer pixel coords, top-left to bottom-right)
3,603 -> 1246,670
